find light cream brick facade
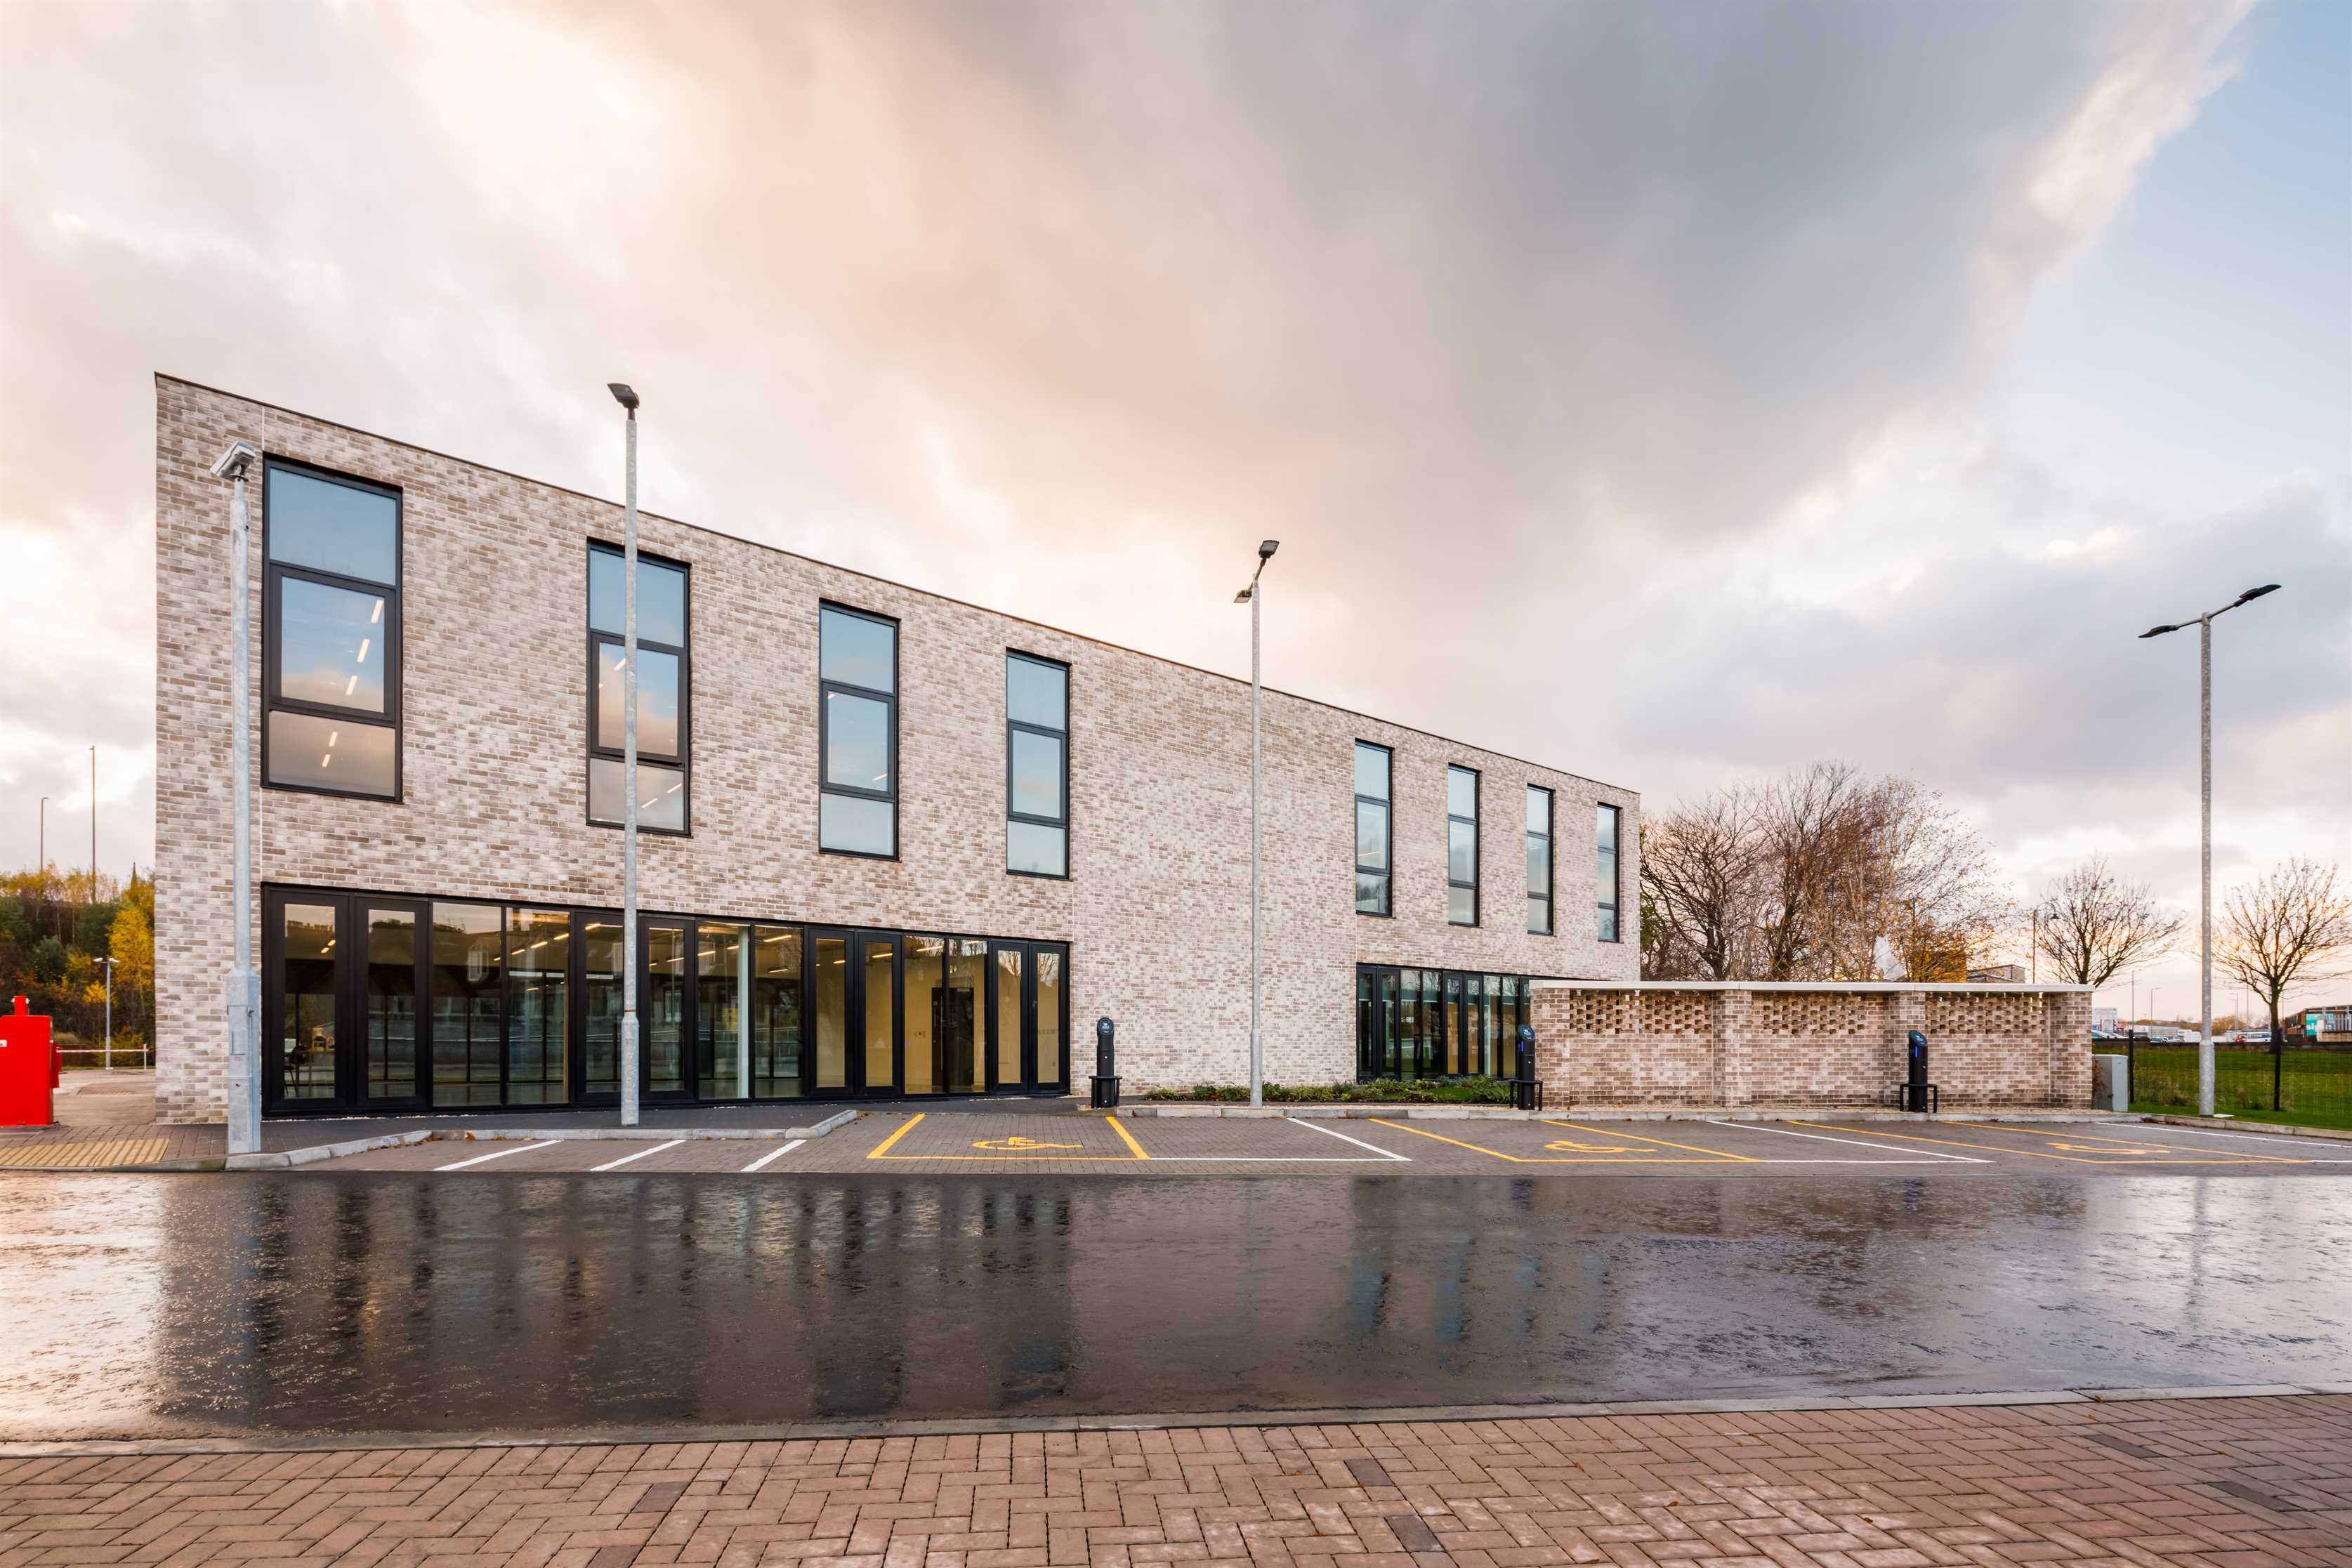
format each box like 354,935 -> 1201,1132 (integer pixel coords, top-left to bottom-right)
153,377 -> 1641,1122
1530,983 -> 2094,1109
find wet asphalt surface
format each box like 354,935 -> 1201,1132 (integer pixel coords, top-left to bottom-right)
5,1152 -> 2350,1442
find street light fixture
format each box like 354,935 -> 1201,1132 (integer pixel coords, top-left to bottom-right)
1235,539 -> 1279,1109
2136,581 -> 2282,1116
210,437 -> 261,1157
609,383 -> 642,1128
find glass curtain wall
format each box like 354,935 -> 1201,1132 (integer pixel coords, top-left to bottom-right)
266,886 -> 1070,1112
1355,965 -> 1531,1081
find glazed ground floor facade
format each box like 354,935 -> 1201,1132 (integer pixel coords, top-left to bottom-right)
263,883 -> 1071,1116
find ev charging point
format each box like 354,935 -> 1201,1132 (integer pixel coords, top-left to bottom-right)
1090,1016 -> 1121,1109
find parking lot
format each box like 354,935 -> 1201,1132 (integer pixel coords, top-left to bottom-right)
309,1111 -> 2352,1176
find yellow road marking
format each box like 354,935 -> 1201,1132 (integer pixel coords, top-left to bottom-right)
1953,1121 -> 2303,1163
1545,1139 -> 1645,1154
1785,1120 -> 2292,1166
868,1110 -> 1148,1161
865,1114 -> 924,1159
1542,1119 -> 1755,1162
1107,1116 -> 1152,1161
1368,1119 -> 1733,1164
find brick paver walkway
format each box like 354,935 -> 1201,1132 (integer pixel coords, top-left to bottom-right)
2,1395 -> 2345,1567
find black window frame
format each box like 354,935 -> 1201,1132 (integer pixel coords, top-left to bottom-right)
1447,764 -> 1480,927
817,601 -> 900,860
1004,649 -> 1072,880
259,456 -> 405,803
584,541 -> 693,837
1598,801 -> 1623,943
1353,740 -> 1392,917
1526,784 -> 1553,936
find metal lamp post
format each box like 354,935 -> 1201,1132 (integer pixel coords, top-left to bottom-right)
99,956 -> 114,1071
2139,581 -> 2281,1117
211,439 -> 262,1156
609,383 -> 643,1128
1233,540 -> 1279,1108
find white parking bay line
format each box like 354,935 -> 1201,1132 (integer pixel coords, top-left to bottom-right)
1292,1118 -> 1412,1161
1706,1119 -> 1991,1164
741,1140 -> 806,1173
2126,1124 -> 2352,1162
590,1139 -> 686,1173
437,1140 -> 563,1171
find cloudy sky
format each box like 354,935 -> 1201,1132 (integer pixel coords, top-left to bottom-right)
2,0 -> 2345,1020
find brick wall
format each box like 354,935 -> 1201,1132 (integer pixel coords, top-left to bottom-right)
153,378 -> 1641,1122
1530,984 -> 2094,1110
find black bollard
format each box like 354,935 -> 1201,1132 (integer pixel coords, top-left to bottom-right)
1091,1016 -> 1121,1109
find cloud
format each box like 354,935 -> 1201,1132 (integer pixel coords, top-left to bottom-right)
0,0 -> 2317,962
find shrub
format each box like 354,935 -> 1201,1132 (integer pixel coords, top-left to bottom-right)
1140,1077 -> 1514,1104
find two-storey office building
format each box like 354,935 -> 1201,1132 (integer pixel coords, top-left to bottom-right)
151,377 -> 1641,1123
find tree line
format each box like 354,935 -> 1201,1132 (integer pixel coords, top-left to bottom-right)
1639,763 -> 2348,1044
0,867 -> 154,1054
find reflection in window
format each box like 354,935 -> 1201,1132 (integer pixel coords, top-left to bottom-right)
1006,652 -> 1069,876
994,946 -> 1023,1086
1526,785 -> 1553,936
754,926 -> 804,1098
1598,803 -> 1622,942
280,902 -> 339,1100
814,935 -> 848,1088
820,606 -> 898,855
1034,947 -> 1063,1086
646,923 -> 688,1095
506,909 -> 570,1105
1353,742 -> 1391,915
431,904 -> 502,1106
864,938 -> 897,1090
1447,766 -> 1479,926
364,906 -> 418,1100
265,461 -> 400,798
582,919 -> 622,1099
906,935 -> 944,1095
587,544 -> 690,832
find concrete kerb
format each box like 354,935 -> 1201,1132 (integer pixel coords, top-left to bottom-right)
2139,1113 -> 2352,1143
1117,1104 -> 2136,1123
225,1107 -> 861,1171
2,1380 -> 2342,1458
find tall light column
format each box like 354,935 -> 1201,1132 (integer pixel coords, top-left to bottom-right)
610,383 -> 643,1127
1233,541 -> 1279,1108
211,439 -> 262,1156
2139,581 -> 2280,1117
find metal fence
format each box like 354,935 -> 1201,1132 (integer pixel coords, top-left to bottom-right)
56,1045 -> 155,1071
2123,1037 -> 2352,1124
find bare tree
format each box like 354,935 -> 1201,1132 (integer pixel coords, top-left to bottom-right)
2218,859 -> 2352,1049
1638,789 -> 1761,980
2033,856 -> 2183,988
1754,762 -> 1872,980
1640,763 -> 2011,983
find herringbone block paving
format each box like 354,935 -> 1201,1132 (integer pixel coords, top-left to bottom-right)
3,1395 -> 2345,1568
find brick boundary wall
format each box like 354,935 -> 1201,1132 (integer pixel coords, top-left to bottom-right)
1530,982 -> 2093,1110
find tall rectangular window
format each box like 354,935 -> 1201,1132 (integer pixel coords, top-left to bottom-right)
1526,785 -> 1553,935
1598,803 -> 1622,942
1353,742 -> 1391,916
1447,765 -> 1480,926
819,605 -> 898,857
1006,652 -> 1069,876
262,460 -> 401,798
587,544 -> 690,833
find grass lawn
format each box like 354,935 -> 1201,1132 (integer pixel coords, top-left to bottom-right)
2122,1044 -> 2352,1131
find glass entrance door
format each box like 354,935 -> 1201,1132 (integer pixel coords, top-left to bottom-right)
263,888 -> 426,1113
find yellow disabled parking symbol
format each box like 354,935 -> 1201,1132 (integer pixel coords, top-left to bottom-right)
972,1135 -> 1084,1151
2049,1140 -> 2161,1155
1545,1138 -> 1644,1154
